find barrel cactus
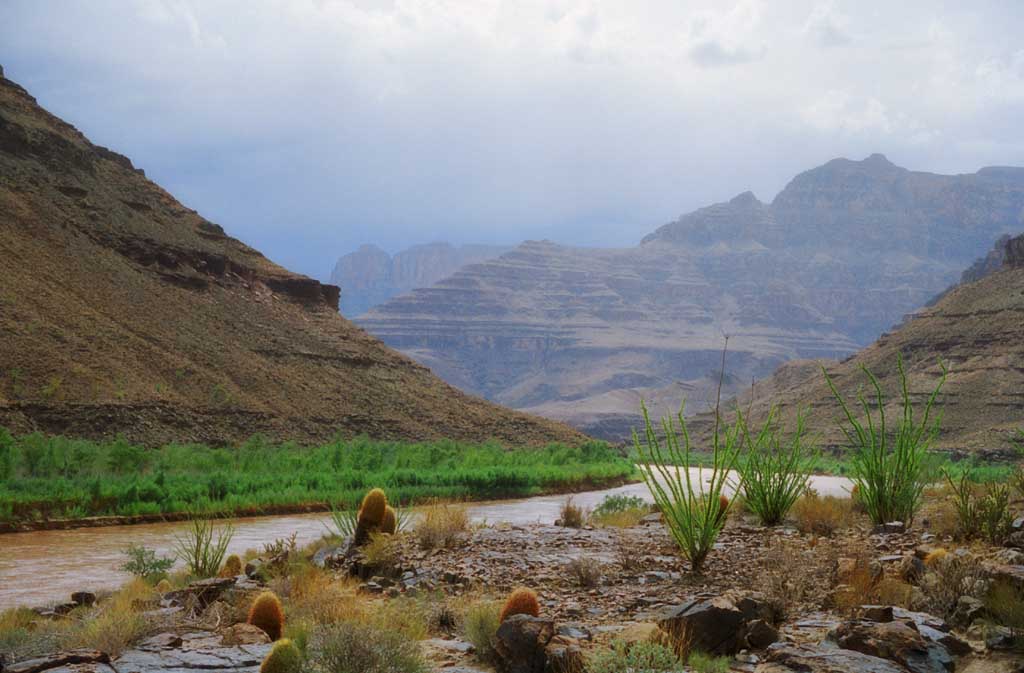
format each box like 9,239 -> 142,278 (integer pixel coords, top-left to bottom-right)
354,488 -> 389,545
381,505 -> 398,535
248,590 -> 285,641
219,553 -> 243,578
499,587 -> 540,623
259,638 -> 302,673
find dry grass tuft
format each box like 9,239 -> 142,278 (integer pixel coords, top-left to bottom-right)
362,532 -> 403,574
565,556 -> 603,588
791,492 -> 853,536
559,497 -> 587,528
461,598 -> 502,664
415,501 -> 470,550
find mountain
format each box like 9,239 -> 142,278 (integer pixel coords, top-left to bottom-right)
360,155 -> 1024,440
725,233 -> 1024,454
331,242 -> 512,316
0,69 -> 583,447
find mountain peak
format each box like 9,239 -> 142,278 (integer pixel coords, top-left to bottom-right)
729,190 -> 761,206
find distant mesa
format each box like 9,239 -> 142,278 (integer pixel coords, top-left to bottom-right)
355,154 -> 1024,441
331,242 -> 513,316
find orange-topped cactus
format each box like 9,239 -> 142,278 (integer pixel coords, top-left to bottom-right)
248,590 -> 285,641
499,587 -> 540,623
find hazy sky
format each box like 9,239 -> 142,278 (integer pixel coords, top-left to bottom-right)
2,1 -> 1023,280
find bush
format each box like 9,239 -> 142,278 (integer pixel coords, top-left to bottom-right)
985,580 -> 1024,646
565,557 -> 603,588
219,553 -> 243,578
119,544 -> 175,583
688,651 -> 732,673
823,355 -> 946,526
499,587 -> 540,623
173,517 -> 234,578
415,500 -> 470,550
248,591 -> 285,641
260,639 -> 303,673
308,621 -> 427,673
559,497 -> 586,528
633,394 -> 746,573
362,532 -> 402,575
945,472 -> 1015,545
741,408 -> 816,526
588,640 -> 681,673
462,600 -> 502,664
918,551 -> 986,620
791,492 -> 851,536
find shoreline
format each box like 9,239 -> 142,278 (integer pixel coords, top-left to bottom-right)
0,474 -> 638,535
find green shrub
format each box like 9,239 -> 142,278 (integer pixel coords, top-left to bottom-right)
462,600 -> 502,664
945,472 -> 1014,545
688,651 -> 732,673
823,355 -> 945,526
173,517 -> 234,578
741,407 -> 816,526
0,428 -> 14,481
119,544 -> 175,583
593,494 -> 647,517
588,640 -> 681,673
633,398 -> 746,572
308,621 -> 427,673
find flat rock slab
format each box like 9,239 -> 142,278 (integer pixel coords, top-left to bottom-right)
115,631 -> 272,673
757,643 -> 907,673
5,651 -> 113,673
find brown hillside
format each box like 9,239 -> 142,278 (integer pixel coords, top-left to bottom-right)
0,71 -> 584,447
717,235 -> 1024,454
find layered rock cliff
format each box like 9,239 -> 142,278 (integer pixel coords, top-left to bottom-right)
724,233 -> 1024,453
361,155 -> 1024,440
0,70 -> 584,446
331,242 -> 512,316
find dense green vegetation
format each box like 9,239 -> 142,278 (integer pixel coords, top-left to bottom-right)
0,429 -> 633,524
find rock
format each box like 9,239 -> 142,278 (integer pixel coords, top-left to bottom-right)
993,549 -> 1024,565
640,512 -> 663,525
116,630 -> 272,673
757,643 -> 907,673
1006,532 -> 1024,550
311,545 -> 345,569
544,634 -> 584,673
4,651 -> 112,673
219,623 -> 272,646
830,619 -> 954,673
658,596 -> 747,655
746,619 -> 780,649
858,606 -> 894,623
556,625 -> 591,641
952,596 -> 987,627
494,614 -> 555,673
164,577 -> 236,610
874,522 -> 906,535
899,556 -> 926,584
244,558 -> 264,579
70,592 -> 96,607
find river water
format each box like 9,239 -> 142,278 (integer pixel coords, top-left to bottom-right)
0,472 -> 852,609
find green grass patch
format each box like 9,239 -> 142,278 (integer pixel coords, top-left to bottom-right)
0,429 -> 634,525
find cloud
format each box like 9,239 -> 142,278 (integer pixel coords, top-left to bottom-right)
0,0 -> 1021,279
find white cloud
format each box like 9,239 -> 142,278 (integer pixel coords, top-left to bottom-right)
803,1 -> 852,47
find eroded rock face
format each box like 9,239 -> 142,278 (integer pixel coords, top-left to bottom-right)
657,593 -> 780,656
360,156 -> 1024,440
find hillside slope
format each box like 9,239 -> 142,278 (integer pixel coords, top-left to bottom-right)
0,69 -> 584,447
362,157 -> 1024,440
724,233 -> 1024,453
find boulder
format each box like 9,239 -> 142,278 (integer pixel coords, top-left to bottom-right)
494,614 -> 555,673
163,577 -> 236,610
116,630 -> 272,673
757,643 -> 907,673
3,650 -> 112,673
219,623 -> 272,646
544,634 -> 584,673
829,619 -> 953,673
70,592 -> 96,607
658,596 -> 747,655
952,596 -> 987,628
746,619 -> 780,649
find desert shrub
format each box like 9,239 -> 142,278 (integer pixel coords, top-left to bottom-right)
219,553 -> 243,578
918,551 -> 986,620
688,651 -> 732,673
248,591 -> 285,641
823,356 -> 946,526
361,532 -> 402,574
791,492 -> 851,536
741,408 -> 816,526
286,567 -> 364,625
499,587 -> 540,623
559,497 -> 586,528
173,517 -> 234,578
370,596 -> 430,640
260,639 -> 303,673
462,600 -> 502,663
415,500 -> 470,549
591,494 -> 648,527
588,640 -> 681,673
0,428 -> 14,481
633,394 -> 746,573
565,556 -> 603,588
61,579 -> 155,657
945,472 -> 1014,545
0,607 -> 48,660
154,578 -> 172,593
986,580 -> 1024,646
120,544 -> 175,583
308,621 -> 427,673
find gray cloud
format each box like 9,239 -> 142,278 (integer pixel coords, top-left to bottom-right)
1,1 -> 1023,280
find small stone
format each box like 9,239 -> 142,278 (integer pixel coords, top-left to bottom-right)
858,605 -> 894,622
71,591 -> 96,607
744,619 -> 779,649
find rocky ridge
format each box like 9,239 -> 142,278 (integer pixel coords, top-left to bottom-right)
361,157 -> 1024,440
722,233 -> 1024,452
0,70 -> 583,447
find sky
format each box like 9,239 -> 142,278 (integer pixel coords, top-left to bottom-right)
2,0 -> 1024,280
